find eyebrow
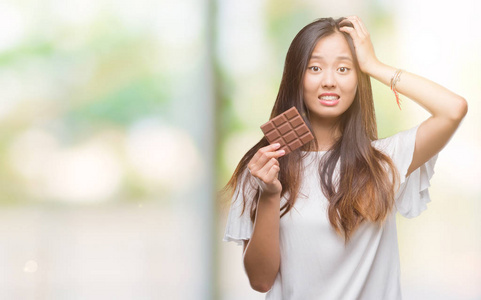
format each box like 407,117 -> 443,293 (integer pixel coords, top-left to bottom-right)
309,55 -> 352,61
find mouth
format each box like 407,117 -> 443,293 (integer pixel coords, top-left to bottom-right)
318,93 -> 340,106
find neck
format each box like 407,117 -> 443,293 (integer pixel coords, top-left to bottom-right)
308,115 -> 341,151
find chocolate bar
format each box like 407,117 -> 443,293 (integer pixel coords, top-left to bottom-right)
260,107 -> 314,154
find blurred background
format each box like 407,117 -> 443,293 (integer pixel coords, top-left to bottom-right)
0,0 -> 479,299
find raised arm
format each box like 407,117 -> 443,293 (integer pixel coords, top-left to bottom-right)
340,16 -> 468,176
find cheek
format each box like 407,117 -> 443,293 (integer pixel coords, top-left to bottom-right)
342,76 -> 358,95
303,75 -> 318,93
350,84 -> 358,97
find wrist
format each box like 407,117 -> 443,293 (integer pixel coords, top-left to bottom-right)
364,61 -> 397,86
259,190 -> 281,202
361,58 -> 382,77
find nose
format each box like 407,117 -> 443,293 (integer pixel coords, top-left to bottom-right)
321,70 -> 336,88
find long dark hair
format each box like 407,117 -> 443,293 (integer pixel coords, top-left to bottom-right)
224,17 -> 398,243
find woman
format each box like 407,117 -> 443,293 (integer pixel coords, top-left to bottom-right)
223,16 -> 467,299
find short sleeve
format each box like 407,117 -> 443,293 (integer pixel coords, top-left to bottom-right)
223,170 -> 257,246
374,125 -> 438,218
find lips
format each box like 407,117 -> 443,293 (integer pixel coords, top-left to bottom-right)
318,93 -> 340,106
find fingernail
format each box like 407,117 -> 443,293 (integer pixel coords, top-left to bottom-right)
278,150 -> 285,155
273,143 -> 281,148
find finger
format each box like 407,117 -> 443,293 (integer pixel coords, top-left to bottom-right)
250,142 -> 281,166
251,143 -> 285,165
258,157 -> 279,178
257,157 -> 279,182
354,16 -> 369,36
339,25 -> 361,42
352,16 -> 369,37
338,18 -> 353,29
350,18 -> 366,39
262,142 -> 281,152
264,164 -> 280,183
252,158 -> 279,190
248,144 -> 284,173
250,148 -> 284,174
342,16 -> 365,39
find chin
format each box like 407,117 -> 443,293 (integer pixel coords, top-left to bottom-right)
315,107 -> 348,117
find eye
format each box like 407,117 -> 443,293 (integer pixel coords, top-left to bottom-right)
338,67 -> 350,73
308,66 -> 321,72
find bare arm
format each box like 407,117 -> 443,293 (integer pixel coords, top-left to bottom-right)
242,143 -> 285,293
366,65 -> 467,176
341,16 -> 468,176
242,192 -> 281,293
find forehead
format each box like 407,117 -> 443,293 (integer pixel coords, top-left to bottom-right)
310,33 -> 352,60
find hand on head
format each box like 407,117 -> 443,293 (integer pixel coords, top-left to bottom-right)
339,16 -> 379,74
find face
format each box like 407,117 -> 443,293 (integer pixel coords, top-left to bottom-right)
303,32 -> 358,124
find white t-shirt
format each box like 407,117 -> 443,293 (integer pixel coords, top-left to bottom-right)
223,125 -> 438,300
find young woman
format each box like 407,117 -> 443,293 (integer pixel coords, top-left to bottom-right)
223,16 -> 467,299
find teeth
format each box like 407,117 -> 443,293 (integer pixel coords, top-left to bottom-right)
319,95 -> 339,101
